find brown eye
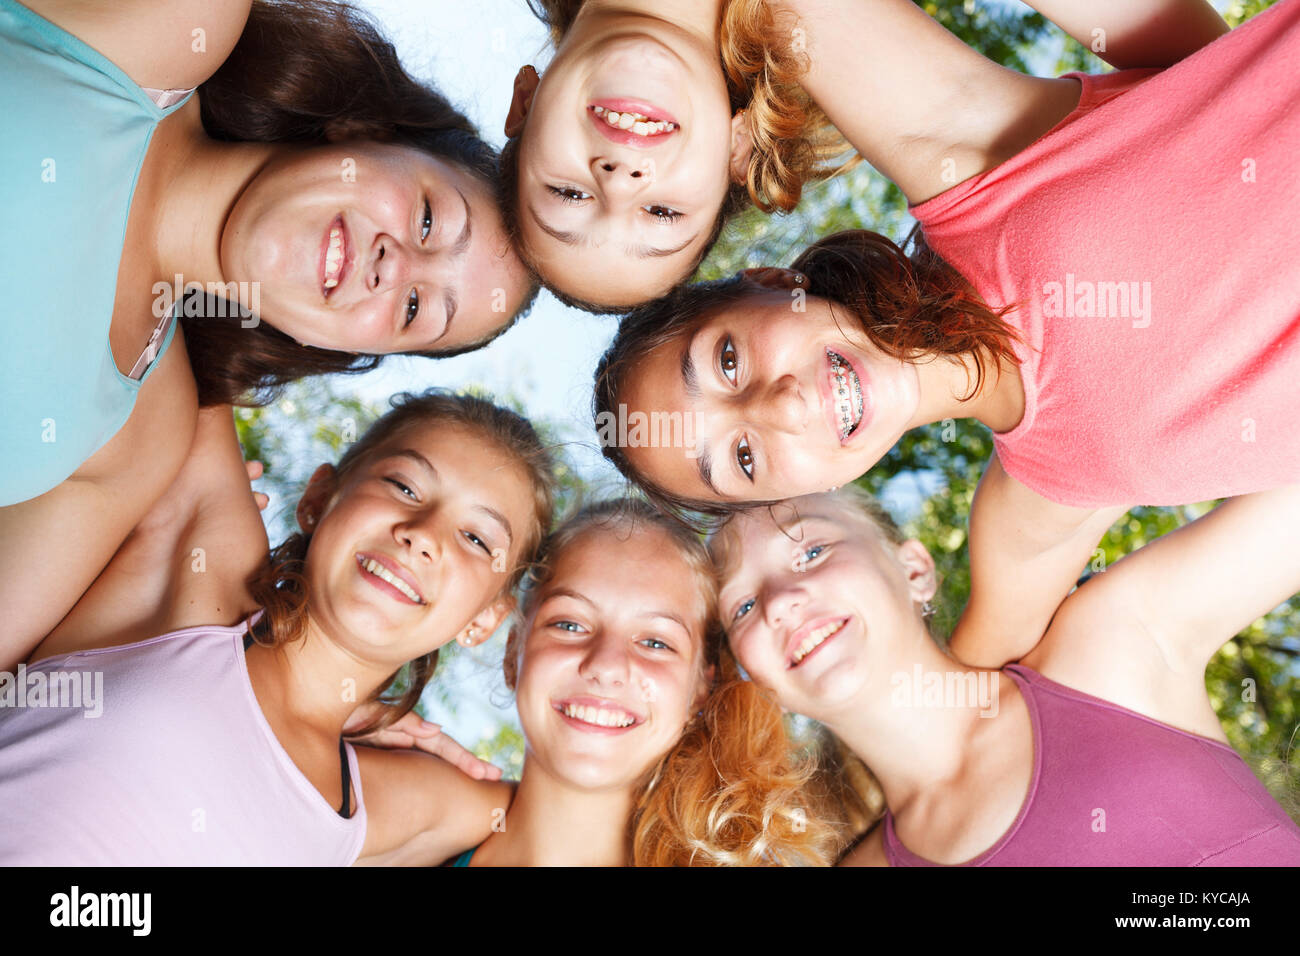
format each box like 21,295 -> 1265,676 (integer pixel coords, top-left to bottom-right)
720,336 -> 738,383
737,436 -> 754,479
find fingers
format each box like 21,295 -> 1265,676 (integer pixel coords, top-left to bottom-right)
245,460 -> 264,480
253,491 -> 269,512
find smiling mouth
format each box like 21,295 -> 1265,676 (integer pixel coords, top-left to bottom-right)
555,699 -> 641,731
789,618 -> 849,669
827,349 -> 864,443
356,553 -> 425,605
322,215 -> 350,298
591,105 -> 677,136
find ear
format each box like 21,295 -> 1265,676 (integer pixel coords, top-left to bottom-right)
728,109 -> 755,184
737,266 -> 806,291
504,65 -> 541,138
460,594 -> 515,647
895,538 -> 939,605
296,463 -> 337,534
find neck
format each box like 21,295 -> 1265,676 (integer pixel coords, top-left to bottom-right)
245,615 -> 397,737
578,0 -> 725,44
146,102 -> 285,290
819,628 -> 1004,813
909,348 -> 1024,434
475,756 -> 637,866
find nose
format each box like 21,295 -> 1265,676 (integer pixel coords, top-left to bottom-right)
394,507 -> 444,566
577,630 -> 629,688
367,234 -> 454,295
591,155 -> 655,201
762,577 -> 807,630
746,374 -> 808,434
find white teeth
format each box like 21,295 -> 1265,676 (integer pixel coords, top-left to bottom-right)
360,557 -> 422,603
827,349 -> 864,441
562,703 -> 635,728
592,106 -> 677,136
324,225 -> 344,289
791,620 -> 845,666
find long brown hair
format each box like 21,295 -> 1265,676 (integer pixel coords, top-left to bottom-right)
499,0 -> 851,310
248,390 -> 557,738
592,228 -> 1021,524
504,498 -> 841,865
185,0 -> 539,406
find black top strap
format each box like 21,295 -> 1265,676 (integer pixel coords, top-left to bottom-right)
338,737 -> 352,819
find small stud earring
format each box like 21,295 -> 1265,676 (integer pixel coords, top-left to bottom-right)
921,600 -> 936,620
827,485 -> 839,492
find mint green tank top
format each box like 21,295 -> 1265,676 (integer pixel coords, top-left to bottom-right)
0,0 -> 190,505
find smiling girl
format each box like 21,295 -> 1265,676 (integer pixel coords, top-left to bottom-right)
0,391 -> 556,864
450,499 -> 839,866
0,0 -> 535,669
596,0 -> 1300,666
713,485 -> 1300,865
500,0 -> 1228,311
499,0 -> 848,311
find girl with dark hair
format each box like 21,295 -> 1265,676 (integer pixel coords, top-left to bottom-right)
713,485 -> 1300,865
500,0 -> 1225,312
450,499 -> 842,866
595,0 -> 1300,667
0,390 -> 557,864
0,0 -> 534,667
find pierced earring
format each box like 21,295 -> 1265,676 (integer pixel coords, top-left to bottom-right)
827,485 -> 839,492
792,273 -> 806,285
460,627 -> 478,647
921,600 -> 936,620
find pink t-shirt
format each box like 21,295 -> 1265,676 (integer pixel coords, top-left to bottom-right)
883,665 -> 1300,866
912,0 -> 1300,507
0,617 -> 367,865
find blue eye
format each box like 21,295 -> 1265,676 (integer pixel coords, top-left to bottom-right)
639,636 -> 671,651
804,545 -> 826,562
552,620 -> 583,633
732,597 -> 755,622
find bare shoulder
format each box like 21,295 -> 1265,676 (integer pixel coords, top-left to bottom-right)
356,747 -> 514,865
838,823 -> 889,867
21,0 -> 253,89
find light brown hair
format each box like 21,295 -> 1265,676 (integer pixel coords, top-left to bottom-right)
247,390 -> 557,737
505,498 -> 842,865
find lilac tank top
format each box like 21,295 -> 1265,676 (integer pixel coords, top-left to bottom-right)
883,665 -> 1300,866
0,616 -> 367,865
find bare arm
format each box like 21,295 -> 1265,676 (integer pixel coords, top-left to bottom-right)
354,747 -> 514,866
948,454 -> 1127,668
778,0 -> 1083,203
0,342 -> 197,670
1025,0 -> 1229,70
30,404 -> 267,664
21,0 -> 252,89
1028,483 -> 1300,734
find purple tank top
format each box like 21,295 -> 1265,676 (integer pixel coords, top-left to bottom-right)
0,616 -> 367,865
883,665 -> 1300,866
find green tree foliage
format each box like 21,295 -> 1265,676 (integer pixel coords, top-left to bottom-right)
701,0 -> 1298,802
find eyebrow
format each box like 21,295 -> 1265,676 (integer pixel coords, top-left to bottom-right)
389,449 -> 513,545
679,331 -> 726,497
526,204 -> 700,258
438,190 -> 473,336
